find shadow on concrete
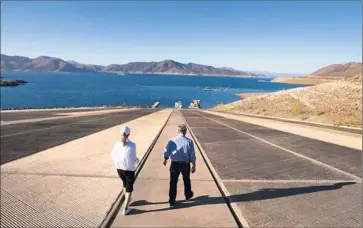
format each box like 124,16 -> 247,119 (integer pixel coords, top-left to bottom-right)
129,182 -> 357,215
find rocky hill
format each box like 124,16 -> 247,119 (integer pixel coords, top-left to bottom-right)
21,56 -> 100,72
67,60 -> 104,72
273,62 -> 362,85
309,62 -> 362,79
1,55 -> 32,72
1,54 -> 264,77
1,55 -> 99,73
103,60 -> 261,76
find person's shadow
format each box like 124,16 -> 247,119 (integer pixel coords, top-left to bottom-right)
128,182 -> 357,215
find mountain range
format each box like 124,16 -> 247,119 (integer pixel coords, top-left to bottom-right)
1,54 -> 265,77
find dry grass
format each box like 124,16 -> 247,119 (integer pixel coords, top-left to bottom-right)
211,81 -> 362,128
236,93 -> 269,99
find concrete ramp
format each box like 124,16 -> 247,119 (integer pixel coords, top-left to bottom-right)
111,110 -> 238,227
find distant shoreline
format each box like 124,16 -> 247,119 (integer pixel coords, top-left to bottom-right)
2,71 -> 271,79
118,72 -> 270,78
271,77 -> 333,85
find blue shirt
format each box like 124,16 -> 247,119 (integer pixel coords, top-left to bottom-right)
164,134 -> 196,164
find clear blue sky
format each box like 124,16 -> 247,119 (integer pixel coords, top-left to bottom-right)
1,1 -> 362,73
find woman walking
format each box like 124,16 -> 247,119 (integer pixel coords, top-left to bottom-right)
111,126 -> 139,215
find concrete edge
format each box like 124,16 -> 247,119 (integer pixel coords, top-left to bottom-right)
99,109 -> 173,228
211,110 -> 362,132
180,110 -> 250,228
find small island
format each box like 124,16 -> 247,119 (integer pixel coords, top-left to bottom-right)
0,79 -> 28,87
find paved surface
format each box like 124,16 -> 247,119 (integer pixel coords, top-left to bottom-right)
0,108 -> 116,121
206,110 -> 362,151
226,111 -> 362,135
1,109 -> 172,227
1,109 -> 158,164
198,111 -> 362,178
112,110 -> 238,227
182,109 -> 362,227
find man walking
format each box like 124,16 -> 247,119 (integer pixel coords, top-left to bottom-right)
163,124 -> 196,208
111,126 -> 139,215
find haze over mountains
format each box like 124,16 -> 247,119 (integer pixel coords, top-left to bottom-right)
0,54 -> 265,77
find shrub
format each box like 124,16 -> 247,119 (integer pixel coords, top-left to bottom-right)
292,103 -> 304,116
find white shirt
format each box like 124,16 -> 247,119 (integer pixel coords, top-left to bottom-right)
111,139 -> 139,171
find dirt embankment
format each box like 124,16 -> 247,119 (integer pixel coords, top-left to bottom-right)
236,93 -> 268,99
272,77 -> 333,85
272,62 -> 362,86
213,80 -> 362,128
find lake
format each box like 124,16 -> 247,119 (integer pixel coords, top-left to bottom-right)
1,72 -> 304,109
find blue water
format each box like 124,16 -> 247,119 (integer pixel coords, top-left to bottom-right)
1,72 -> 305,109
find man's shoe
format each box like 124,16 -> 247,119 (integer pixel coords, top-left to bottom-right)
186,192 -> 194,201
122,207 -> 132,215
168,202 -> 175,208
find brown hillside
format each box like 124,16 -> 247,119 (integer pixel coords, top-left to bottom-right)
273,62 -> 362,85
211,81 -> 362,127
309,62 -> 362,78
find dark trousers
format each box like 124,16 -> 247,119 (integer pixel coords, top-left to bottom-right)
169,161 -> 193,204
116,169 -> 135,193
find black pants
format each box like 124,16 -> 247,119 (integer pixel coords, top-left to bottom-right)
169,161 -> 193,204
117,169 -> 135,193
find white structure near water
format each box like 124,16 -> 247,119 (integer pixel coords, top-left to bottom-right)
189,100 -> 201,109
174,101 -> 183,108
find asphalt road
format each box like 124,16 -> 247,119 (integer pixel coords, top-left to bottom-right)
181,109 -> 362,227
0,109 -> 158,165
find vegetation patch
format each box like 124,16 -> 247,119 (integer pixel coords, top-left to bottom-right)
291,103 -> 305,116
